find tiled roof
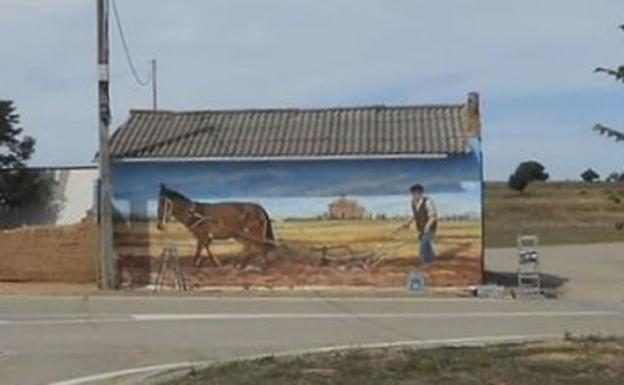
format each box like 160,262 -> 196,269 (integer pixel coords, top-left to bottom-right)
110,97 -> 480,159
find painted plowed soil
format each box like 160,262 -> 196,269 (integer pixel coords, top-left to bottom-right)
117,219 -> 482,288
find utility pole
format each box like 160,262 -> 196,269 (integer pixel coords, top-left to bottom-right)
96,0 -> 117,289
151,58 -> 158,110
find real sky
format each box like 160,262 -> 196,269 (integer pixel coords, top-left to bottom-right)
1,0 -> 623,180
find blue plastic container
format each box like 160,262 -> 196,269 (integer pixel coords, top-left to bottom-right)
406,269 -> 425,291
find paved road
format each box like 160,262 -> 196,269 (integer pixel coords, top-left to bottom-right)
1,295 -> 623,385
1,243 -> 623,385
487,243 -> 624,301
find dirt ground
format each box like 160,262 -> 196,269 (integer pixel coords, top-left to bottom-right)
0,282 -> 101,296
0,221 -> 97,283
163,336 -> 624,385
116,219 -> 482,288
0,282 -> 470,297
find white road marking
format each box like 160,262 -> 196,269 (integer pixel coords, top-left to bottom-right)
131,310 -> 621,321
0,310 -> 620,326
0,318 -> 136,326
0,349 -> 17,359
47,334 -> 560,385
47,362 -> 196,385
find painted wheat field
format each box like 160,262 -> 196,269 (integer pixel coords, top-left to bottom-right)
116,219 -> 482,288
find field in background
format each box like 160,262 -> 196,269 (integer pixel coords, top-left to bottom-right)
115,219 -> 482,288
485,182 -> 624,248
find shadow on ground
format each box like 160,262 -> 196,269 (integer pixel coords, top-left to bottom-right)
484,270 -> 569,291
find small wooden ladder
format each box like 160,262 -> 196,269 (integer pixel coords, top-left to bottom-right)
153,242 -> 187,292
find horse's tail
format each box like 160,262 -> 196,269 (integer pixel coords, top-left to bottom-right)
261,207 -> 276,248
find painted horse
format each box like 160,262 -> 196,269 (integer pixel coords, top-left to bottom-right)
156,184 -> 275,267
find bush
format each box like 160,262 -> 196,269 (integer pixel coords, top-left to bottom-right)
606,172 -> 624,182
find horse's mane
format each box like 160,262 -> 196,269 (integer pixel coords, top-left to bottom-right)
160,185 -> 192,202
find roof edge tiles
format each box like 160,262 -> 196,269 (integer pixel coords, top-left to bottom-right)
110,92 -> 481,160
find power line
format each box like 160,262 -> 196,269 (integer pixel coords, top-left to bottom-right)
110,0 -> 150,87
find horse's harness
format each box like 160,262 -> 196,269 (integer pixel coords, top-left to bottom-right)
188,204 -> 253,235
161,198 -> 211,229
187,203 -> 213,229
164,198 -> 256,238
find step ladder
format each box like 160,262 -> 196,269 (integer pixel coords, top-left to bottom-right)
516,235 -> 541,298
153,242 -> 187,292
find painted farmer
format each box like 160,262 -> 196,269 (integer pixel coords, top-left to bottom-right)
401,184 -> 438,264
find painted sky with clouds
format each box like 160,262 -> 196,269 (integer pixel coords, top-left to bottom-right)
2,0 -> 624,179
111,158 -> 481,219
112,157 -> 480,200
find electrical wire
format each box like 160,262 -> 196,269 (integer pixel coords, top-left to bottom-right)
111,0 -> 151,87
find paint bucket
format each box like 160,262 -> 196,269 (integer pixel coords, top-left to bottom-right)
406,269 -> 425,291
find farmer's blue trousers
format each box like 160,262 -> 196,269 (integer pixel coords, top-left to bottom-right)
419,231 -> 436,264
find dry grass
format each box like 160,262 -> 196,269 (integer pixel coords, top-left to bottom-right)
115,219 -> 482,288
485,182 -> 624,247
115,219 -> 481,260
163,336 -> 624,385
274,220 -> 481,261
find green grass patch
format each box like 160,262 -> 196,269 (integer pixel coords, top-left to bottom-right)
163,337 -> 624,385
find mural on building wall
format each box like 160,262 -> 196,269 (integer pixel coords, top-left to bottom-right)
112,155 -> 483,288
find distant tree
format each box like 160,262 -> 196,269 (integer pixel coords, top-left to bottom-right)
606,172 -> 622,182
508,174 -> 528,192
581,168 -> 600,183
516,161 -> 549,181
508,161 -> 549,192
0,100 -> 59,227
0,101 -> 34,169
